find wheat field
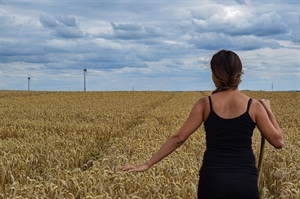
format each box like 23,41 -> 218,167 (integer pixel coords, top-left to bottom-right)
0,91 -> 299,199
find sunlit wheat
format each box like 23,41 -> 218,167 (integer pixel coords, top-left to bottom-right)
0,91 -> 299,198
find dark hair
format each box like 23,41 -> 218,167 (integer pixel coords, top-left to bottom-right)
211,50 -> 243,94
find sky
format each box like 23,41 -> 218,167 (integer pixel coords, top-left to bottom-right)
0,0 -> 299,91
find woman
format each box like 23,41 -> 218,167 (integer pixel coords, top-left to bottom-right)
121,50 -> 284,199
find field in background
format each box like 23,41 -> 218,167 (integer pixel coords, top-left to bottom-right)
0,91 -> 299,198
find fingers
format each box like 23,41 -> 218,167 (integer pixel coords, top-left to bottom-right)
120,165 -> 131,171
259,99 -> 270,106
121,163 -> 149,172
258,99 -> 272,112
259,99 -> 268,103
120,165 -> 137,172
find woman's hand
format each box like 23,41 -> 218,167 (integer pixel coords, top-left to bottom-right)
121,162 -> 150,172
258,99 -> 271,111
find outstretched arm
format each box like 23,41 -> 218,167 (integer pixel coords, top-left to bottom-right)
121,132 -> 188,172
121,97 -> 206,172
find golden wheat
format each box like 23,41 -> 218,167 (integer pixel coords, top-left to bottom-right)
0,91 -> 299,198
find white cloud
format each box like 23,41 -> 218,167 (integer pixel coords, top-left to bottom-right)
191,7 -> 288,37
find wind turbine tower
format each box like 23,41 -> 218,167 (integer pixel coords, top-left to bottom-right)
27,74 -> 31,91
83,68 -> 87,91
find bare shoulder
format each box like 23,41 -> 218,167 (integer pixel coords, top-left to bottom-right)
195,96 -> 210,121
197,95 -> 209,106
249,98 -> 266,123
191,96 -> 209,113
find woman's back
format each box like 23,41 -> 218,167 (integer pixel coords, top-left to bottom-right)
206,90 -> 254,120
199,90 -> 259,198
201,90 -> 257,175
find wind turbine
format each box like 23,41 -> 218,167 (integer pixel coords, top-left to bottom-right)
27,74 -> 31,91
83,68 -> 87,91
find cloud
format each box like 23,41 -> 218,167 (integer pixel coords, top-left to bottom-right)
235,0 -> 247,5
0,0 -> 299,91
250,12 -> 288,36
111,22 -> 142,31
1,14 -> 17,28
56,15 -> 77,27
191,9 -> 288,37
291,34 -> 300,43
110,22 -> 164,40
189,33 -> 280,50
39,14 -> 85,38
39,14 -> 59,28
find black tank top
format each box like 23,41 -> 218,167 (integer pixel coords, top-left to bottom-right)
200,96 -> 258,176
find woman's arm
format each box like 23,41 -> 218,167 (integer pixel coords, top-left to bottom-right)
121,97 -> 206,172
255,99 -> 284,149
